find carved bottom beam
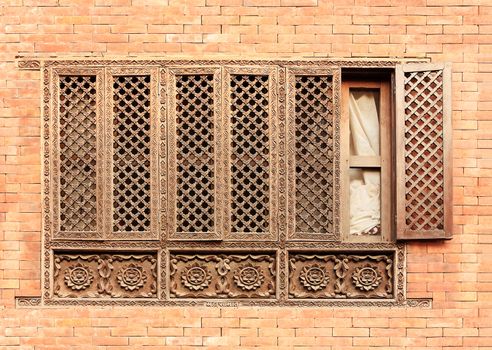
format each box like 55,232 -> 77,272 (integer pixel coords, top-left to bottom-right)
169,252 -> 276,299
53,252 -> 158,298
289,251 -> 394,299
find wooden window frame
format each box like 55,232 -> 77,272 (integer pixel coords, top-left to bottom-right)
16,57 -> 451,308
340,79 -> 392,243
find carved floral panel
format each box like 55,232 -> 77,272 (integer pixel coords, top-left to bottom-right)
289,252 -> 394,299
170,252 -> 276,299
53,252 -> 157,298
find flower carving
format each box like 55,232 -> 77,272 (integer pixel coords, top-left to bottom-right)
117,263 -> 147,291
299,264 -> 330,291
352,265 -> 382,291
64,263 -> 94,290
233,264 -> 264,291
181,263 -> 212,291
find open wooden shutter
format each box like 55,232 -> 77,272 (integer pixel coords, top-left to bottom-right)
396,63 -> 452,240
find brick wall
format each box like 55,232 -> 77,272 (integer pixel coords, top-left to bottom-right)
0,0 -> 490,348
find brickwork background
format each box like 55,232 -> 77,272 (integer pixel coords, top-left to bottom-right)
0,0 -> 490,349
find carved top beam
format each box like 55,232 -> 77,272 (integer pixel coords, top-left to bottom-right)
17,57 -> 428,70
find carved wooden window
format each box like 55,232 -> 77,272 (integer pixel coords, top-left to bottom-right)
34,59 -> 451,307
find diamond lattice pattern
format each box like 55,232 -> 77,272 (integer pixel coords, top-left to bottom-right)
59,75 -> 98,232
404,70 -> 445,231
230,75 -> 270,233
294,75 -> 333,234
113,76 -> 151,232
175,74 -> 215,233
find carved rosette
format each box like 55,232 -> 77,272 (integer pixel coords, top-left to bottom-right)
234,264 -> 264,291
289,252 -> 394,299
299,264 -> 329,292
53,252 -> 157,298
64,264 -> 94,290
181,263 -> 212,291
170,252 -> 275,299
352,265 -> 382,291
117,263 -> 147,291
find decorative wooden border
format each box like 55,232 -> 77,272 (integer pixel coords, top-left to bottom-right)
38,242 -> 409,306
20,57 -> 426,70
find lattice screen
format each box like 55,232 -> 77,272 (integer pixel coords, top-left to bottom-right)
175,74 -> 216,233
396,63 -> 452,239
229,74 -> 271,233
294,75 -> 334,235
58,75 -> 98,232
112,75 -> 151,233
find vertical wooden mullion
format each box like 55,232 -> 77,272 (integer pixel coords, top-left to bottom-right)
379,81 -> 392,242
159,68 -> 168,242
222,67 -> 232,239
213,68 -> 224,240
95,69 -> 105,239
103,67 -> 112,239
167,70 -> 177,240
50,67 -> 57,241
150,68 -> 160,240
442,62 -> 453,238
340,78 -> 350,242
52,69 -> 60,239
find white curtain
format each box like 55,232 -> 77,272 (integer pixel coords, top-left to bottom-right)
349,91 -> 381,236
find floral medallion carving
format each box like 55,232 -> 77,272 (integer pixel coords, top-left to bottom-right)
234,264 -> 264,291
170,252 -> 275,299
289,252 -> 394,299
299,264 -> 329,291
352,265 -> 382,291
181,263 -> 212,291
64,264 -> 94,290
117,263 -> 147,291
53,252 -> 157,298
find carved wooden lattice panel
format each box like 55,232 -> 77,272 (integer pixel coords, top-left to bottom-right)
58,76 -> 98,232
175,74 -> 215,233
112,75 -> 152,233
287,68 -> 339,241
223,67 -> 278,241
396,63 -> 452,239
168,68 -> 221,240
230,74 -> 270,233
